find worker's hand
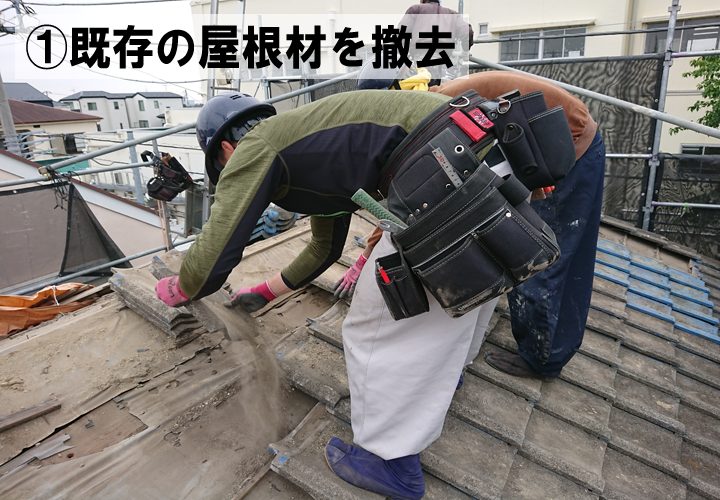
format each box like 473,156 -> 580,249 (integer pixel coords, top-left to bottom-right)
224,280 -> 278,313
155,275 -> 190,307
531,186 -> 555,201
333,254 -> 368,299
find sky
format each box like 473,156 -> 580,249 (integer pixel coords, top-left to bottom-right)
0,0 -> 206,101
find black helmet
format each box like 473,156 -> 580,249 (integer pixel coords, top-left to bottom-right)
356,60 -> 402,90
196,92 -> 276,184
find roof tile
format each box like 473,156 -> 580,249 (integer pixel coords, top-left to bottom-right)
424,416 -> 516,499
681,442 -> 720,492
560,353 -> 617,400
617,346 -> 678,396
503,456 -> 598,500
608,408 -> 687,479
521,410 -> 606,492
602,448 -> 686,500
679,403 -> 720,457
451,373 -> 532,447
537,379 -> 612,440
613,374 -> 683,433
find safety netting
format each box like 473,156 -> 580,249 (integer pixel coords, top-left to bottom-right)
0,181 -> 129,294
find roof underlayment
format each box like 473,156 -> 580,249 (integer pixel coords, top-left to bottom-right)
1,213 -> 720,499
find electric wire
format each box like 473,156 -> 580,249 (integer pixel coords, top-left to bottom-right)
23,0 -> 186,6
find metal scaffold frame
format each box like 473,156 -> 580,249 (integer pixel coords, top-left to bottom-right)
1,0 -> 719,295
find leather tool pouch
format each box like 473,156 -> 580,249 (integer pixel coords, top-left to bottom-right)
142,151 -> 194,202
489,91 -> 576,190
375,250 -> 430,321
381,91 -> 561,318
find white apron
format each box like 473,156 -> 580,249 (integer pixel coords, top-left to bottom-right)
342,232 -> 499,459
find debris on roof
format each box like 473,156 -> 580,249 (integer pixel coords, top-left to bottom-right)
1,213 -> 719,499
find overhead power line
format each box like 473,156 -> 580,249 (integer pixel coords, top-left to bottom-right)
22,0 -> 186,6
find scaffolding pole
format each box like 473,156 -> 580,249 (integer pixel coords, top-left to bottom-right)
642,0 -> 680,231
0,161 -> 152,189
126,130 -> 145,204
10,236 -> 197,297
652,201 -> 720,210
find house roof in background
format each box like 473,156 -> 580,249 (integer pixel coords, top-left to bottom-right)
60,91 -> 183,101
4,83 -> 54,104
8,100 -> 101,124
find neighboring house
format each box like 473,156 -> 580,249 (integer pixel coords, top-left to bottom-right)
59,91 -> 185,131
1,100 -> 101,159
4,82 -> 54,107
0,149 -> 163,264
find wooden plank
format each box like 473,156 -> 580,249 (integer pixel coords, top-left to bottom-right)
0,399 -> 61,433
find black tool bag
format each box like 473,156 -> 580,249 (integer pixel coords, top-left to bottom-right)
487,90 -> 576,190
141,151 -> 194,202
380,90 -> 562,318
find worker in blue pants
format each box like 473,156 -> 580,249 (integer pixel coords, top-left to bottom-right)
503,131 -> 605,377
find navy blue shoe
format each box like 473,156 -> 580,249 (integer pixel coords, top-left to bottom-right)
325,437 -> 425,499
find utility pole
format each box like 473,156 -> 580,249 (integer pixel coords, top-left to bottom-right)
0,70 -> 22,156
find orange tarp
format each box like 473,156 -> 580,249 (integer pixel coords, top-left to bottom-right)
0,284 -> 96,338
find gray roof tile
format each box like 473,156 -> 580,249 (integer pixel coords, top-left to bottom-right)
612,375 -> 683,432
275,329 -> 349,406
681,442 -> 720,492
617,346 -> 678,396
560,353 -> 617,400
676,348 -> 720,390
620,323 -> 678,365
424,416 -> 516,499
537,379 -> 612,440
625,308 -> 677,341
607,408 -> 687,479
521,410 -> 606,492
585,308 -> 627,341
679,404 -> 720,457
677,373 -> 720,420
580,329 -> 621,367
592,277 -> 627,302
590,291 -> 627,319
502,456 -> 598,500
602,448 -> 686,500
451,373 -> 532,447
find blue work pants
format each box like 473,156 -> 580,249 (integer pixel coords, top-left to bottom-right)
508,132 -> 606,376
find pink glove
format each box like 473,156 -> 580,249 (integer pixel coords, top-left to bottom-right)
333,254 -> 367,299
225,280 -> 278,312
155,275 -> 190,307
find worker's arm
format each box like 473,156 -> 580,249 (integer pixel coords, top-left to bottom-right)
280,213 -> 352,289
178,134 -> 283,300
332,225 -> 383,299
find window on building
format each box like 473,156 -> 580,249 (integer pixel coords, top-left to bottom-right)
96,124 -> 102,132
113,101 -> 119,110
499,26 -> 586,61
113,172 -> 125,185
138,100 -> 145,111
477,23 -> 488,37
154,100 -> 160,109
87,102 -> 98,111
138,120 -> 149,128
645,17 -> 720,53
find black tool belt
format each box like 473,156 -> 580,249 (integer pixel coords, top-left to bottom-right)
376,90 -> 562,319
